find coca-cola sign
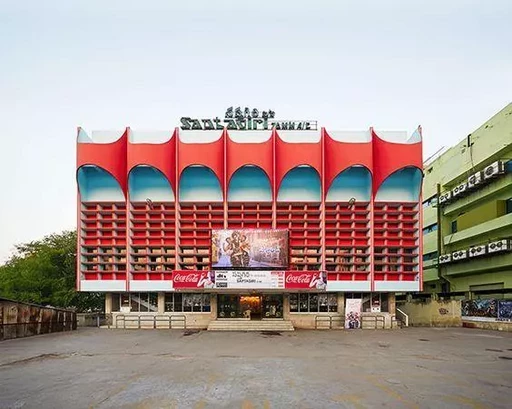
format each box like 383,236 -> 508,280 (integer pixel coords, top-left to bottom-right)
285,271 -> 327,290
174,273 -> 199,283
172,271 -> 215,289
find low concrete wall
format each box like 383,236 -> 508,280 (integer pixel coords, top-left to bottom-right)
397,299 -> 462,327
0,297 -> 77,341
462,319 -> 512,332
77,313 -> 108,327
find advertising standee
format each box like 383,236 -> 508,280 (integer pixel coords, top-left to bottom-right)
345,298 -> 362,329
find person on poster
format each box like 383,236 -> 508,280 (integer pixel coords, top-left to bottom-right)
197,271 -> 215,289
309,272 -> 327,290
223,231 -> 251,267
347,312 -> 360,329
239,234 -> 250,267
345,299 -> 362,329
223,232 -> 241,267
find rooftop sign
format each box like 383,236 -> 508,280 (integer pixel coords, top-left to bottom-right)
180,107 -> 317,131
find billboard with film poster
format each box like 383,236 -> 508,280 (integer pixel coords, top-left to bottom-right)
211,229 -> 288,269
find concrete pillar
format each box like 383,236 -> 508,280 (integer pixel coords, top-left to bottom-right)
105,293 -> 112,314
388,293 -> 396,315
210,294 -> 217,319
283,294 -> 290,320
158,292 -> 165,314
337,293 -> 345,316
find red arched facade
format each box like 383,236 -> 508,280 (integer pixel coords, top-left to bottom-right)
77,126 -> 423,293
127,129 -> 177,192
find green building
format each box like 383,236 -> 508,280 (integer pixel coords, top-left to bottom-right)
422,103 -> 512,299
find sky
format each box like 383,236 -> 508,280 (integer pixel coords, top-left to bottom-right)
0,0 -> 511,261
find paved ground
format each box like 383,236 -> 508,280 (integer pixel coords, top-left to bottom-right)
0,327 -> 511,409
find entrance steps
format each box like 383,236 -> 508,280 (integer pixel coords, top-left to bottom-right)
207,319 -> 295,332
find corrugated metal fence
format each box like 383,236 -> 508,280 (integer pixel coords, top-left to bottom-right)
0,297 -> 77,341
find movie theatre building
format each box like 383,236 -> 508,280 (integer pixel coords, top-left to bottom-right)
77,121 -> 423,329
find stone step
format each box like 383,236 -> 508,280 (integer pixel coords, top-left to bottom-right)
208,324 -> 294,329
207,320 -> 295,332
207,321 -> 292,326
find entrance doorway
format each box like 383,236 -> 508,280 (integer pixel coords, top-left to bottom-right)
217,294 -> 284,319
240,296 -> 262,320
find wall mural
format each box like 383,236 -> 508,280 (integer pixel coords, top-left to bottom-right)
461,299 -> 497,318
462,299 -> 512,321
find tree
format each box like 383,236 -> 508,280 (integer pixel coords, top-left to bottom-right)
0,230 -> 103,311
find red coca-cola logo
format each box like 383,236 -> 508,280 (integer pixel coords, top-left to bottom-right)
285,273 -> 314,284
174,273 -> 200,283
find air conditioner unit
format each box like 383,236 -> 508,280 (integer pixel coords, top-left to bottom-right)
452,182 -> 467,197
483,161 -> 505,180
469,245 -> 486,258
452,249 -> 468,261
438,254 -> 451,264
438,191 -> 452,205
487,239 -> 510,254
467,171 -> 483,189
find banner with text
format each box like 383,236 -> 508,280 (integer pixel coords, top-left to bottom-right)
215,271 -> 285,289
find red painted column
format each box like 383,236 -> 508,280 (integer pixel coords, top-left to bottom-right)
272,130 -> 277,229
76,192 -> 81,291
174,128 -> 180,273
370,129 -> 376,291
320,128 -> 326,273
223,128 -> 228,229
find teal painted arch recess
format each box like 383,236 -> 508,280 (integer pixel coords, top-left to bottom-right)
77,165 -> 125,202
326,166 -> 372,202
228,165 -> 272,202
179,165 -> 223,202
375,167 -> 422,202
128,166 -> 174,202
277,166 -> 321,202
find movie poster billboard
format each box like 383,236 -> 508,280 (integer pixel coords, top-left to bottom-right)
212,229 -> 288,269
345,298 -> 362,329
